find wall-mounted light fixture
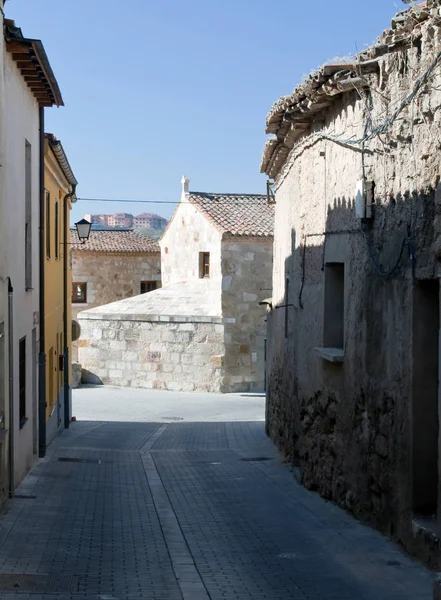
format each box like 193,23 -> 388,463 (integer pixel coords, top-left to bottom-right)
74,218 -> 91,243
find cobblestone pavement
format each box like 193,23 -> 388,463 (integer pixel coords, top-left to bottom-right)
0,391 -> 433,599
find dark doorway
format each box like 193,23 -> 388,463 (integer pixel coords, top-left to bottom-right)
412,279 -> 439,516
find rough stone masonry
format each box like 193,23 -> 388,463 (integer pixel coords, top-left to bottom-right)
262,1 -> 441,567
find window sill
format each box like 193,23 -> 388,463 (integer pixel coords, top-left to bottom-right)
314,347 -> 344,363
19,417 -> 28,430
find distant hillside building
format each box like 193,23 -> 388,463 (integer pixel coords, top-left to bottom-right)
133,213 -> 167,230
107,213 -> 133,228
84,214 -> 109,226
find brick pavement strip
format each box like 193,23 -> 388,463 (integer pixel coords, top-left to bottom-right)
0,416 -> 433,600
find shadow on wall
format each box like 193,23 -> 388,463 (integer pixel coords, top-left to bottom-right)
265,187 -> 439,563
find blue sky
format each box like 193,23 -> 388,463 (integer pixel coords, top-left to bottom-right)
9,0 -> 402,224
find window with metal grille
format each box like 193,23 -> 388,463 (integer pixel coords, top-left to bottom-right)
140,281 -> 157,294
199,252 -> 210,278
19,337 -> 26,426
72,282 -> 87,303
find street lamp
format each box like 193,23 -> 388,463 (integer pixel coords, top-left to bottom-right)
74,218 -> 91,243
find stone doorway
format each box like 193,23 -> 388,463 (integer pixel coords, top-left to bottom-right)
412,279 -> 439,519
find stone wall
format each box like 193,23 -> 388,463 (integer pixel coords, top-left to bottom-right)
160,201 -> 222,315
221,237 -> 273,392
72,251 -> 161,360
78,315 -> 224,392
266,13 -> 441,565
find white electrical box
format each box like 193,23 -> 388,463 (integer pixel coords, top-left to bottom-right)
355,179 -> 365,219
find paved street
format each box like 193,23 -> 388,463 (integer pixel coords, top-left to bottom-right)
0,387 -> 433,599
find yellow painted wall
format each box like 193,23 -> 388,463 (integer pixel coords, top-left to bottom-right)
44,141 -> 73,421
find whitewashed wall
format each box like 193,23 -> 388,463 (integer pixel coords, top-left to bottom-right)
4,48 -> 40,485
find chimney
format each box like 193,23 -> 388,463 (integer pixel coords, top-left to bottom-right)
181,176 -> 189,201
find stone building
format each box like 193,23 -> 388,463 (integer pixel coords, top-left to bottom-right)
77,178 -> 273,392
133,213 -> 167,230
71,230 -> 161,360
261,1 -> 441,565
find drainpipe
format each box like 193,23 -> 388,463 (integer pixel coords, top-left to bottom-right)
0,277 -> 14,497
7,279 -> 13,497
63,185 -> 76,429
38,107 -> 47,458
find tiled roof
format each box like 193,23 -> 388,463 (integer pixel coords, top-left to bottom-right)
70,230 -> 160,253
188,192 -> 274,237
261,1 -> 434,179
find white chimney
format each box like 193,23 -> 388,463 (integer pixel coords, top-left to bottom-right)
181,175 -> 189,201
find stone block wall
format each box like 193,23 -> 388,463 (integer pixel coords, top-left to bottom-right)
72,251 -> 161,360
221,238 -> 273,392
78,315 -> 225,392
160,201 -> 222,314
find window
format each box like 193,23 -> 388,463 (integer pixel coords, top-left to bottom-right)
25,141 -> 32,289
199,252 -> 210,278
54,200 -> 59,260
323,263 -> 345,349
19,337 -> 26,426
72,282 -> 87,303
45,190 -> 51,259
140,281 -> 157,294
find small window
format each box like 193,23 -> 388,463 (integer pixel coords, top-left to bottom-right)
54,200 -> 59,259
19,337 -> 26,426
72,282 -> 87,303
45,190 -> 51,259
199,252 -> 210,278
140,281 -> 157,294
323,263 -> 345,349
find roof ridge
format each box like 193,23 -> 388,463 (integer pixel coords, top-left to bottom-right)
189,191 -> 266,198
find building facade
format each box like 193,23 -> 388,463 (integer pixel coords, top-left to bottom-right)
133,213 -> 167,230
71,230 -> 161,361
77,178 -> 273,392
262,2 -> 441,566
107,213 -> 133,228
0,16 -> 63,495
44,135 -> 77,445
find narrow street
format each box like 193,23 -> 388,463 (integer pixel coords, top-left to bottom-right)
0,388 -> 433,600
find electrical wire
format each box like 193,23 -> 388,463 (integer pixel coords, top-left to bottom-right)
360,224 -> 416,278
76,197 -> 268,205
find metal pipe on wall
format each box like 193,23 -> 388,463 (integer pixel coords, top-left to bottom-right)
7,279 -> 13,496
0,276 -> 15,497
38,107 -> 47,458
63,186 -> 76,430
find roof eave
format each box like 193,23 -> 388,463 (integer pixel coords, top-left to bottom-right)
4,21 -> 64,107
46,135 -> 78,186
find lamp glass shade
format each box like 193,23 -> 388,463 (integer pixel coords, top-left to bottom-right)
75,218 -> 91,242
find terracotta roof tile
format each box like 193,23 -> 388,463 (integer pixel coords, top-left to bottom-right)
188,192 -> 274,237
70,229 -> 160,253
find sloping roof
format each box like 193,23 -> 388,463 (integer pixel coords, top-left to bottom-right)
261,1 -> 432,179
77,281 -> 222,321
4,20 -> 63,107
71,230 -> 160,254
188,192 -> 274,238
